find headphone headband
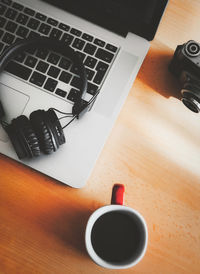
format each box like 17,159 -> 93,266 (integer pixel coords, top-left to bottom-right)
0,37 -> 88,114
0,37 -> 93,159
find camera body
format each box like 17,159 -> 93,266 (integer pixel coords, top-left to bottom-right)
169,40 -> 200,113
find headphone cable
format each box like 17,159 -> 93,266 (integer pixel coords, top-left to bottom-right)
62,115 -> 77,129
60,89 -> 100,129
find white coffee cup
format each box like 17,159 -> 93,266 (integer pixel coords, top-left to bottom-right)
85,184 -> 148,269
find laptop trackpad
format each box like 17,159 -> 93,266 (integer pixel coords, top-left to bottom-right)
0,83 -> 30,142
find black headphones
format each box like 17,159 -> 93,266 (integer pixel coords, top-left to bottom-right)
0,37 -> 93,160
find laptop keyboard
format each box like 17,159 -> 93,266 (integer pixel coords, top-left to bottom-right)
0,0 -> 119,104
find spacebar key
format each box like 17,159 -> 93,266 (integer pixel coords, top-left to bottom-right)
5,61 -> 32,81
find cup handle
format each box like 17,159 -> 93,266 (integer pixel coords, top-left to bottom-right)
111,184 -> 125,205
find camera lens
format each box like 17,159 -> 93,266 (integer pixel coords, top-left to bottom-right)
182,97 -> 200,113
181,89 -> 200,113
184,41 -> 200,57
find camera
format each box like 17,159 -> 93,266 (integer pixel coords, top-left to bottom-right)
169,40 -> 200,113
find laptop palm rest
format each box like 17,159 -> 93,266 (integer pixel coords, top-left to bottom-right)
0,83 -> 29,142
94,51 -> 138,117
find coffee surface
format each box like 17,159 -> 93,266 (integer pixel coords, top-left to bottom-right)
91,211 -> 142,263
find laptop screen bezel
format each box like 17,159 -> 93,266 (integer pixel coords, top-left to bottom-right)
41,0 -> 169,40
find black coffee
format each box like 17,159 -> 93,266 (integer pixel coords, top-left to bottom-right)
91,211 -> 143,264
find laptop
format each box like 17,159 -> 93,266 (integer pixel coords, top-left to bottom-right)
0,0 -> 168,188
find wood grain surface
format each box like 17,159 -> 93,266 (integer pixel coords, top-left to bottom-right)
1,0 -> 200,273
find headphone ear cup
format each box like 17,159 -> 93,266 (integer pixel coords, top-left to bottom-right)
4,115 -> 41,159
30,110 -> 60,155
37,120 -> 55,154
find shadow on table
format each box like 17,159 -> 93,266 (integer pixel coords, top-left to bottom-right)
137,42 -> 182,100
0,143 -> 105,259
38,192 -> 104,258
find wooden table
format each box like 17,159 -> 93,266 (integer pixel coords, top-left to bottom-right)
1,0 -> 200,273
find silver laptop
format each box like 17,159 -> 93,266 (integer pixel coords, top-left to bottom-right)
0,0 -> 168,187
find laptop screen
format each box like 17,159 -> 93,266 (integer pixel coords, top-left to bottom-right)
42,0 -> 168,40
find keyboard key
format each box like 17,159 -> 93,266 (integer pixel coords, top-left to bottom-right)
0,3 -> 6,15
25,55 -> 37,68
47,53 -> 60,65
16,13 -> 28,25
84,56 -> 97,68
0,16 -> 6,27
82,33 -> 93,42
72,38 -> 85,50
61,33 -> 73,45
2,32 -> 14,44
55,88 -> 67,98
76,51 -> 86,62
35,12 -> 46,21
14,52 -> 26,63
95,48 -> 114,63
59,22 -> 70,31
27,18 -> 40,30
24,7 -> 35,16
96,61 -> 109,72
47,18 -> 58,26
16,26 -> 29,38
36,60 -> 49,73
94,38 -> 105,47
38,23 -> 51,35
28,31 -> 40,39
5,60 -> 32,80
5,8 -> 17,20
5,20 -> 17,32
59,71 -> 72,84
30,71 -> 46,87
44,78 -> 58,92
12,2 -> 23,11
87,82 -> 98,95
67,88 -> 81,102
36,48 -> 49,59
83,43 -> 97,55
85,68 -> 95,81
70,64 -> 80,75
93,61 -> 109,84
93,71 -> 105,85
106,43 -> 117,53
70,28 -> 81,37
1,0 -> 11,5
58,57 -> 71,70
71,76 -> 81,89
49,28 -> 62,40
47,66 -> 60,78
